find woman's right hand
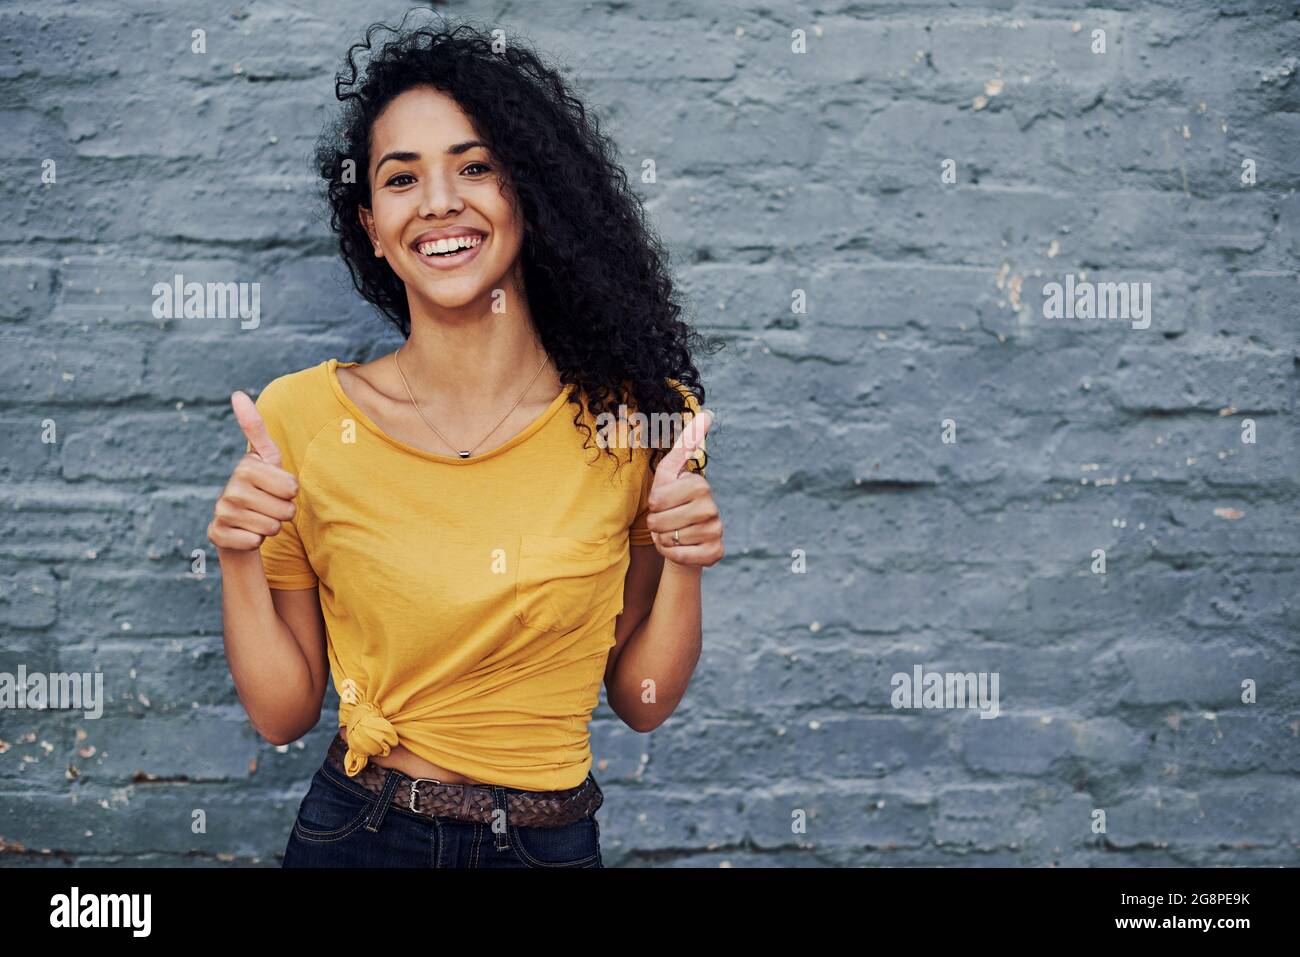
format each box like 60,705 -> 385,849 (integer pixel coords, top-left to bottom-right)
207,390 -> 301,552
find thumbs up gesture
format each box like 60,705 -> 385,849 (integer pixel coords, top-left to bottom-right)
207,390 -> 301,553
645,409 -> 724,568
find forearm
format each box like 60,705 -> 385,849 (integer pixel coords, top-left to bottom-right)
608,560 -> 702,732
218,548 -> 320,744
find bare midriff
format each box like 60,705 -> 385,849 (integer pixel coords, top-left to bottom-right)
339,726 -> 488,785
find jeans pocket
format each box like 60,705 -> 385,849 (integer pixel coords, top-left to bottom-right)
508,814 -> 602,868
292,768 -> 375,844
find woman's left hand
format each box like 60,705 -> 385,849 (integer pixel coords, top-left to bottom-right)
646,410 -> 724,568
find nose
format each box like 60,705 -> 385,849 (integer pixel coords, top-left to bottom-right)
417,169 -> 463,219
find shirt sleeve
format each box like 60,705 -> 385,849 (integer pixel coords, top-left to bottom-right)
629,463 -> 656,546
628,380 -> 707,547
247,381 -> 320,590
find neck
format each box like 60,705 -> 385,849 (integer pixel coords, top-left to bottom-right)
397,304 -> 556,416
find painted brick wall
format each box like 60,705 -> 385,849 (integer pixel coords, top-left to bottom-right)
0,1 -> 1296,866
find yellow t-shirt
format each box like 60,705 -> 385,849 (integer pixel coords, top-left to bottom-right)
245,358 -> 705,791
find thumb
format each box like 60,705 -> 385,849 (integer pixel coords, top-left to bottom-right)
652,408 -> 712,488
231,390 -> 282,468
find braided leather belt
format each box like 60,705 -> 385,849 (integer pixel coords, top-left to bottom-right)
324,731 -> 603,827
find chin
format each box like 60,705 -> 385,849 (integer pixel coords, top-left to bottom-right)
413,281 -> 494,309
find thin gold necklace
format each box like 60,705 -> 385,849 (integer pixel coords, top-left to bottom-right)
392,347 -> 551,459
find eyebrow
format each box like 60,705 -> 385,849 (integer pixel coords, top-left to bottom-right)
374,141 -> 489,177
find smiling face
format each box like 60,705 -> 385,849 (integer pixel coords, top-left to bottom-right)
358,85 -> 525,312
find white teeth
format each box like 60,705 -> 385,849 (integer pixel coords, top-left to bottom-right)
417,236 -> 482,256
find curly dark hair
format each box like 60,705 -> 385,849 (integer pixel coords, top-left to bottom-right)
313,10 -> 722,475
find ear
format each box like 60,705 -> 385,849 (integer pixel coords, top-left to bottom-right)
358,206 -> 383,257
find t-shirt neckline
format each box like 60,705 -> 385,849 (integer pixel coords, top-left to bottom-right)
324,357 -> 575,465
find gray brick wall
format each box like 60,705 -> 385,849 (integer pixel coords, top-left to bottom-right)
1,1 -> 1296,866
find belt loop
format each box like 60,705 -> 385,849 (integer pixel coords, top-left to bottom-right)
364,769 -> 403,832
489,785 -> 510,850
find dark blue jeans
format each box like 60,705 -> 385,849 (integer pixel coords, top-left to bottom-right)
282,759 -> 604,868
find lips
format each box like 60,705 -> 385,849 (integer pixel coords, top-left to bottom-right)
416,235 -> 482,256
410,232 -> 487,271
409,227 -> 487,251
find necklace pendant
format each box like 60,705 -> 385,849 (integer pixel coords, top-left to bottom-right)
458,450 -> 471,459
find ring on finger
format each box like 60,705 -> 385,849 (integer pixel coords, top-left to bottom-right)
672,528 -> 681,546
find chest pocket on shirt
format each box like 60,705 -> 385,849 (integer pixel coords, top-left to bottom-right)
515,534 -> 616,634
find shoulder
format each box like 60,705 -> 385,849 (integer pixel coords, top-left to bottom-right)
665,378 -> 708,474
255,360 -> 330,406
623,376 -> 709,476
665,377 -> 703,415
249,360 -> 343,459
333,355 -> 390,394
612,376 -> 703,413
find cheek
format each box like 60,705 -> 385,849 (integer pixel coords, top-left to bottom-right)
487,187 -> 524,237
369,193 -> 411,240
376,209 -> 408,245
492,227 -> 522,259
489,208 -> 525,256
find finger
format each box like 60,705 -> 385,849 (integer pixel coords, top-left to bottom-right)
651,517 -> 722,547
645,492 -> 717,534
651,408 -> 713,489
232,390 -> 282,468
646,470 -> 710,514
240,456 -> 299,500
224,482 -> 298,521
208,526 -> 265,551
651,536 -> 723,566
215,504 -> 287,539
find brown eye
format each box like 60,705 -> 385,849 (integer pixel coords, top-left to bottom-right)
386,172 -> 415,187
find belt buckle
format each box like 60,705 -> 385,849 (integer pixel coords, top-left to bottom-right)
408,777 -> 442,813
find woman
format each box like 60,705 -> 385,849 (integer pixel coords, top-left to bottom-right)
208,14 -> 724,868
